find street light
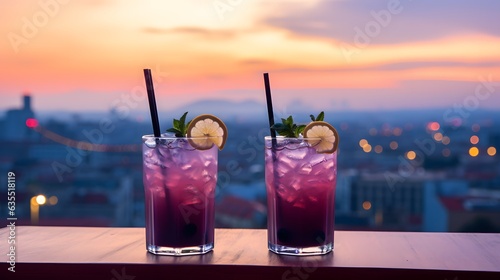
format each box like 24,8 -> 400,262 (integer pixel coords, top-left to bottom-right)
30,195 -> 58,225
30,195 -> 46,225
36,195 -> 46,205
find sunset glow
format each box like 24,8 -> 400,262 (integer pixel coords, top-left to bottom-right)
1,0 -> 500,112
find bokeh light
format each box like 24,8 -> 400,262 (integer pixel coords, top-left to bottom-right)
363,145 -> 372,153
359,139 -> 368,148
36,195 -> 46,205
469,147 -> 479,157
48,196 -> 59,205
433,132 -> 443,142
26,118 -> 39,128
374,145 -> 383,153
442,148 -> 451,157
390,141 -> 398,150
406,151 -> 416,160
470,135 -> 479,145
487,147 -> 497,156
442,136 -> 451,145
362,201 -> 372,210
428,122 -> 440,131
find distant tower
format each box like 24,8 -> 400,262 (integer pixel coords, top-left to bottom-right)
23,94 -> 31,111
2,94 -> 36,141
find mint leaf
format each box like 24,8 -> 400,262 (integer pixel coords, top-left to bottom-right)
167,112 -> 190,137
272,112 -> 325,138
271,115 -> 302,137
295,124 -> 306,136
311,111 -> 325,121
316,111 -> 324,121
173,119 -> 181,129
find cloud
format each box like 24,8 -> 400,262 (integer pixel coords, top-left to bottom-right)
276,60 -> 500,73
264,0 -> 500,44
141,26 -> 235,39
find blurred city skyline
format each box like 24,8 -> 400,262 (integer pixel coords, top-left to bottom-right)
1,94 -> 499,231
1,0 -> 500,112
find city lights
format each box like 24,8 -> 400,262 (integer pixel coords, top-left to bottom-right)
362,201 -> 372,211
374,145 -> 383,154
30,194 -> 57,225
442,148 -> 451,157
433,132 -> 443,142
393,127 -> 402,136
427,122 -> 440,131
406,151 -> 416,160
469,147 -> 479,157
470,135 -> 479,145
25,118 -> 38,128
36,195 -> 46,205
359,139 -> 368,148
442,136 -> 451,145
48,196 -> 58,205
487,147 -> 497,156
390,141 -> 398,150
363,145 -> 372,153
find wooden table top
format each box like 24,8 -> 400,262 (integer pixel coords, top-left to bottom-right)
1,226 -> 499,279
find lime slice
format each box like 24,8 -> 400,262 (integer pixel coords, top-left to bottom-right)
187,114 -> 227,150
303,121 -> 339,154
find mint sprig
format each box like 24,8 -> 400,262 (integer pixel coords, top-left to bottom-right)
166,112 -> 191,137
271,115 -> 306,138
271,111 -> 325,138
310,111 -> 324,122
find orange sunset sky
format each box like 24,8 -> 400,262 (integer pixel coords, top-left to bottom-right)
1,0 -> 499,113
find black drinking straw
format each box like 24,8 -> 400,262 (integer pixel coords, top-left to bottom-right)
263,73 -> 277,149
143,69 -> 161,137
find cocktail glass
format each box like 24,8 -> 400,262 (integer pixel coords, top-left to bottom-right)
265,137 -> 336,255
142,135 -> 217,256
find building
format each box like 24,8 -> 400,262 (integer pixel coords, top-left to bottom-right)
344,173 -> 445,231
1,94 -> 37,141
424,181 -> 500,232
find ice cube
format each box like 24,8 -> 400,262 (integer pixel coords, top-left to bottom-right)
276,156 -> 296,174
307,194 -> 319,203
309,154 -> 327,167
182,185 -> 203,206
324,159 -> 334,169
181,163 -> 193,171
286,148 -> 308,160
200,170 -> 213,183
144,138 -> 157,148
157,145 -> 173,159
293,198 -> 306,208
298,165 -> 313,175
289,178 -> 301,191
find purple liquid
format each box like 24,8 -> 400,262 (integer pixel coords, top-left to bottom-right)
143,137 -> 217,249
265,138 -> 336,248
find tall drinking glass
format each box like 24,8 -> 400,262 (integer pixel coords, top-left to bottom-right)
265,137 -> 337,255
142,135 -> 217,256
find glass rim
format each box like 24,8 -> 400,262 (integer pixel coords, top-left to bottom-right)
264,136 -> 323,141
142,134 -> 222,140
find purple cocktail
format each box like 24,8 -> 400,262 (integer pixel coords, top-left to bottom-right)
142,135 -> 217,255
265,137 -> 336,255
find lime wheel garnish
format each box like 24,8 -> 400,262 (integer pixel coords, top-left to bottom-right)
187,114 -> 227,150
303,121 -> 339,153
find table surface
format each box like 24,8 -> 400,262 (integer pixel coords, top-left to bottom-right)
1,226 -> 500,279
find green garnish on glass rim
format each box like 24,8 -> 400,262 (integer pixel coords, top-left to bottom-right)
271,111 -> 325,138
